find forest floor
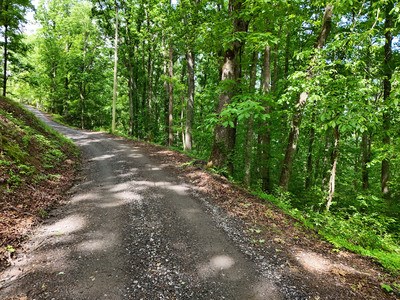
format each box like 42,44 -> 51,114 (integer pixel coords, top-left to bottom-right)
0,108 -> 398,299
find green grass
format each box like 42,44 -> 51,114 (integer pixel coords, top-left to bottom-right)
256,190 -> 400,275
0,97 -> 78,191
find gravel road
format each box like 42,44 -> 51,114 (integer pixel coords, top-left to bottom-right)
0,108 -> 312,299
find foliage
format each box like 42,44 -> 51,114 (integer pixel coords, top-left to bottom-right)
257,190 -> 400,274
0,96 -> 77,192
6,0 -> 400,274
0,0 -> 33,96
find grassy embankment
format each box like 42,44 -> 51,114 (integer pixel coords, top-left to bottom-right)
0,97 -> 79,269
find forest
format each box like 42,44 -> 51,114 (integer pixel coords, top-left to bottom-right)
1,0 -> 399,274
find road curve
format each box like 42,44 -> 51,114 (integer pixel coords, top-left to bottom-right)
0,108 -> 309,299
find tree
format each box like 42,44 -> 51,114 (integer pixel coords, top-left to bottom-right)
112,1 -> 119,133
33,0 -> 111,127
279,4 -> 333,191
16,0 -> 400,222
209,0 -> 249,173
0,0 -> 32,96
381,1 -> 394,196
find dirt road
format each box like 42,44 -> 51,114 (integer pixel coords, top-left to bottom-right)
0,109 -> 329,299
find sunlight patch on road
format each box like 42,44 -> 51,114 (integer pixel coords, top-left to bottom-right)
76,137 -> 105,146
109,182 -> 132,192
252,281 -> 283,300
197,255 -> 236,279
0,247 -> 70,286
132,180 -> 189,196
167,184 -> 189,195
89,154 -> 115,161
70,192 -> 99,204
39,214 -> 86,238
181,208 -> 202,220
77,238 -> 114,252
145,166 -> 162,171
128,153 -> 144,158
98,191 -> 142,208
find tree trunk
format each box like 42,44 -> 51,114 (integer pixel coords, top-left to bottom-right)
147,44 -> 153,140
321,132 -> 332,189
163,35 -> 169,142
361,132 -> 371,190
326,125 -> 339,211
279,5 -> 333,190
2,24 -> 8,97
305,103 -> 316,190
80,35 -> 87,130
260,45 -> 272,193
185,49 -> 195,151
168,45 -> 174,146
180,60 -> 187,147
381,2 -> 393,196
134,44 -> 140,137
209,0 -> 248,172
244,51 -> 257,187
140,40 -> 147,139
124,21 -> 135,137
272,24 -> 282,91
111,3 -> 119,133
128,59 -> 134,136
80,84 -> 85,129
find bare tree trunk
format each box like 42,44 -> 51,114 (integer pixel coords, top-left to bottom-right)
361,132 -> 371,190
381,2 -> 393,196
305,103 -> 316,190
181,95 -> 185,147
140,40 -> 147,138
111,3 -> 119,133
279,5 -> 333,190
260,45 -> 272,193
179,61 -> 187,147
321,132 -> 332,189
80,85 -> 85,129
168,45 -> 174,146
244,51 -> 257,187
128,61 -> 134,135
326,126 -> 339,211
185,49 -> 195,151
162,35 -> 169,142
2,24 -> 8,97
272,24 -> 282,91
79,34 -> 88,130
133,44 -> 140,137
147,46 -> 153,140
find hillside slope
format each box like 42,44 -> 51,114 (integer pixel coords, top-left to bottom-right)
0,97 -> 79,270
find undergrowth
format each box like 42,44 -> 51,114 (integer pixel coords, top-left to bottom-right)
0,97 -> 78,192
256,189 -> 400,275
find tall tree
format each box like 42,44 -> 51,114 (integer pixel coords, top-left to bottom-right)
185,49 -> 195,150
260,43 -> 272,192
0,0 -> 32,96
111,1 -> 119,133
381,1 -> 394,196
279,4 -> 333,190
168,43 -> 174,146
209,0 -> 249,173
